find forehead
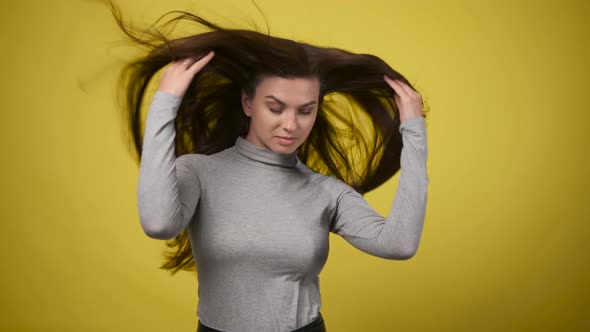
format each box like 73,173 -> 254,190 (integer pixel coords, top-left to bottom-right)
255,76 -> 320,101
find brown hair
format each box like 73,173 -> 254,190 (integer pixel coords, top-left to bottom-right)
103,0 -> 429,274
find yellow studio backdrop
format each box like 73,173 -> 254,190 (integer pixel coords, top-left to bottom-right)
0,0 -> 588,331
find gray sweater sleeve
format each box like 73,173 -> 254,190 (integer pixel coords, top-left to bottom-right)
329,116 -> 429,260
137,91 -> 203,240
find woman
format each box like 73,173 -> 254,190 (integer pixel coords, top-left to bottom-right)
106,1 -> 429,331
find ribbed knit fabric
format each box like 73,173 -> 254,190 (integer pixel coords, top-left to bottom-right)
137,90 -> 429,332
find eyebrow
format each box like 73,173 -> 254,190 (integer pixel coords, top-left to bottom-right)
264,95 -> 317,107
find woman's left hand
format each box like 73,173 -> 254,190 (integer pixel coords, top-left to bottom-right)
383,75 -> 424,123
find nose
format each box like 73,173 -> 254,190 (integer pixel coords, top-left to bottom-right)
282,111 -> 297,132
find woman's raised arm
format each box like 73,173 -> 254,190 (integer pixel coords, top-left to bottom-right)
329,78 -> 429,259
136,52 -> 215,239
329,116 -> 429,259
137,91 -> 204,240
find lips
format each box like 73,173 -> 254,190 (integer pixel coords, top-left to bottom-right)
276,136 -> 297,145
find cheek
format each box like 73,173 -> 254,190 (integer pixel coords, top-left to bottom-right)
252,111 -> 278,130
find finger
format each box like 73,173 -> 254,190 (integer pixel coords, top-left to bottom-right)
384,75 -> 409,99
383,75 -> 400,91
394,79 -> 421,99
189,51 -> 215,72
167,57 -> 191,71
182,56 -> 199,69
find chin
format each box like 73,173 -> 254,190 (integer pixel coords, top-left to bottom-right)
271,142 -> 299,154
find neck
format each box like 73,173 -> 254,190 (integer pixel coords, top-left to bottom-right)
233,136 -> 300,168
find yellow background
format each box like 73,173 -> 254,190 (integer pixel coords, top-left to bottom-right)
1,0 -> 588,331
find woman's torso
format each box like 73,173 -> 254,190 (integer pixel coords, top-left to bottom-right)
185,138 -> 338,331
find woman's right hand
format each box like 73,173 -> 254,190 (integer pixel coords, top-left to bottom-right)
157,51 -> 215,98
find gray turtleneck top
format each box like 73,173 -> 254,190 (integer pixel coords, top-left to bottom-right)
137,90 -> 429,332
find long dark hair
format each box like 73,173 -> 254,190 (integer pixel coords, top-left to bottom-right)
102,0 -> 429,275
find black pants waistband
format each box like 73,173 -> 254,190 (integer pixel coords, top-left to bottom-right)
197,312 -> 326,332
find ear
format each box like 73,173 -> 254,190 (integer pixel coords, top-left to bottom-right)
241,90 -> 252,117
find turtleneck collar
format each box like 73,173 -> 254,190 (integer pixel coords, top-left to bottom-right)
233,136 -> 300,168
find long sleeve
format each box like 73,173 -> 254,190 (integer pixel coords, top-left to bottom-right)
137,91 -> 203,240
329,116 -> 429,260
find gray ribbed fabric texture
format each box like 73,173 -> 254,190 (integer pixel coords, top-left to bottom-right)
137,90 -> 429,332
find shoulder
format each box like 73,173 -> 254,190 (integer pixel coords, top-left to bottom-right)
296,163 -> 358,197
318,174 -> 365,206
175,153 -> 214,178
177,152 -> 209,166
176,147 -> 235,174
177,147 -> 233,165
295,162 -> 330,182
327,176 -> 359,196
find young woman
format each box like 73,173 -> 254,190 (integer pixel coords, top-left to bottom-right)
106,2 -> 429,331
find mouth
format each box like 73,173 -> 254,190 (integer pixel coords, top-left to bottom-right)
276,136 -> 297,145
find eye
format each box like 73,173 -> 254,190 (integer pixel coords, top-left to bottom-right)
270,108 -> 282,114
300,108 -> 313,115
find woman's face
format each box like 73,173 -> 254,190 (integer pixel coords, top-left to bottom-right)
241,76 -> 320,154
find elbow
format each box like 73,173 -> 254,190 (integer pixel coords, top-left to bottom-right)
144,228 -> 176,240
384,245 -> 418,260
140,218 -> 179,240
396,247 -> 417,260
138,202 -> 185,240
